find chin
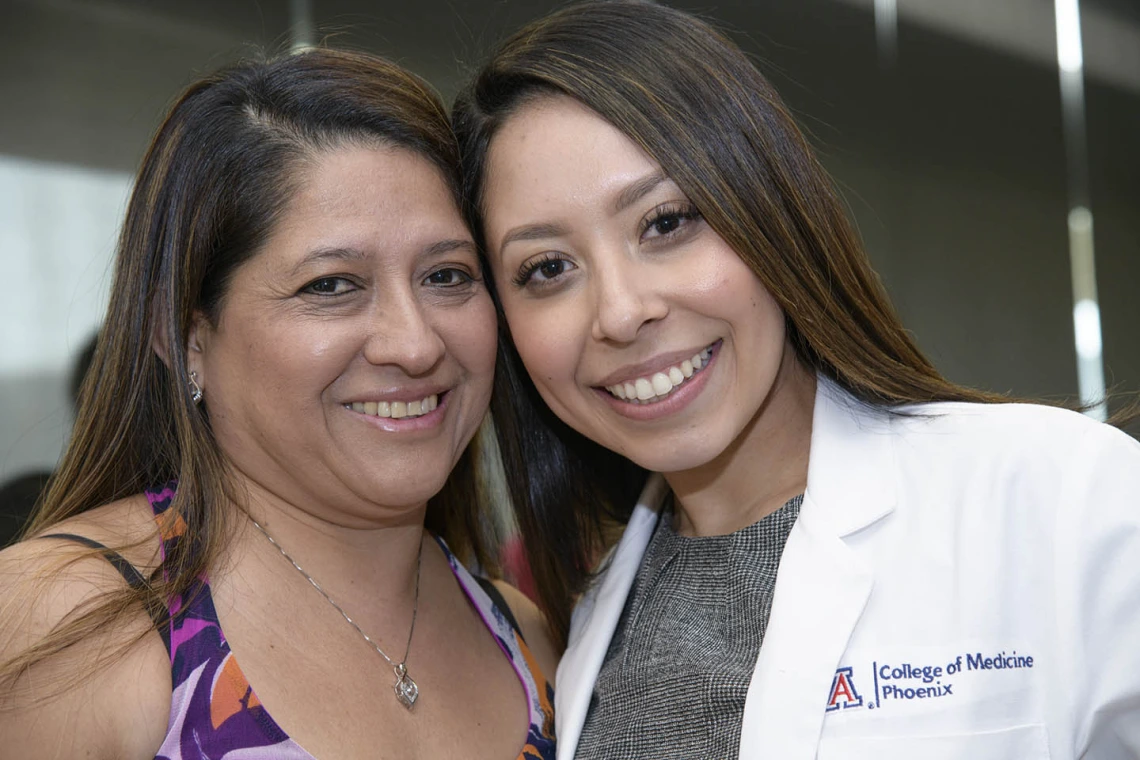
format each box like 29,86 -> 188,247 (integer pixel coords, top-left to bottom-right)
617,437 -> 727,476
352,473 -> 452,512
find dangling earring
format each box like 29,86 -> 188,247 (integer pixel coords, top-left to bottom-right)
188,371 -> 203,404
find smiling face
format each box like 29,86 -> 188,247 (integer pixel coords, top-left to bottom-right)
481,96 -> 812,477
190,144 -> 496,523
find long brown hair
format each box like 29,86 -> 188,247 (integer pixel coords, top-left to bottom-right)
452,0 -> 1007,642
3,48 -> 497,694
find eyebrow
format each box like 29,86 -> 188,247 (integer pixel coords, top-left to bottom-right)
289,246 -> 367,277
496,171 -> 672,254
423,238 -> 478,257
613,170 -> 669,214
498,222 -> 571,253
289,239 -> 476,277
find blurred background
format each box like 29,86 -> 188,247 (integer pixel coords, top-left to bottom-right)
1,0 -> 1138,538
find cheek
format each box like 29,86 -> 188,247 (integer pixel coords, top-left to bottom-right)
503,301 -> 582,388
710,251 -> 786,340
212,318 -> 350,405
448,296 -> 499,379
749,285 -> 787,340
733,285 -> 789,385
263,326 -> 350,388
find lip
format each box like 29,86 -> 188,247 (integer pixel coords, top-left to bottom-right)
341,385 -> 449,405
344,390 -> 450,433
594,341 -> 720,387
594,341 -> 721,421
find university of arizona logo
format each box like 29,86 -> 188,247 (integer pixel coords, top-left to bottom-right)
826,667 -> 864,711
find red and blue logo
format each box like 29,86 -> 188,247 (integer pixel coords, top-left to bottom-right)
826,667 -> 864,711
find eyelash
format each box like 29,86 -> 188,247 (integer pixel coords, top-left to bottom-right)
301,276 -> 357,296
639,202 -> 702,241
513,253 -> 574,288
511,202 -> 702,290
424,266 -> 477,287
299,268 -> 478,298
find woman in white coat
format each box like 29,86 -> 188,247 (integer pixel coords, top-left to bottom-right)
453,1 -> 1140,758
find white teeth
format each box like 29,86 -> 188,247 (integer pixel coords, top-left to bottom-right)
346,394 -> 438,419
651,372 -> 672,396
604,344 -> 716,404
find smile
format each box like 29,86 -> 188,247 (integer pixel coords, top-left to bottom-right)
603,344 -> 715,404
344,393 -> 439,419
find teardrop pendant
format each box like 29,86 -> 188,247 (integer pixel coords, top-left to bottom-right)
393,662 -> 418,709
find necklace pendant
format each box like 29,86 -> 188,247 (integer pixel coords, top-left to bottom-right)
393,662 -> 418,710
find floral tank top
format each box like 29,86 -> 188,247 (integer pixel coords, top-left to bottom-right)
146,484 -> 556,759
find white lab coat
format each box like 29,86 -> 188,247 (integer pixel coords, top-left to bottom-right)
555,378 -> 1140,759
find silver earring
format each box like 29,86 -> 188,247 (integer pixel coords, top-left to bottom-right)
188,371 -> 203,404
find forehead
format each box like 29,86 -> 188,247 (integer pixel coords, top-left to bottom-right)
484,96 -> 662,213
256,144 -> 468,256
288,145 -> 455,224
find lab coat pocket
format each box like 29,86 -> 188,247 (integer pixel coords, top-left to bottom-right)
817,722 -> 1049,760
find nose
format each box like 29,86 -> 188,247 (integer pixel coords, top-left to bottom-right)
590,256 -> 668,343
362,292 -> 446,376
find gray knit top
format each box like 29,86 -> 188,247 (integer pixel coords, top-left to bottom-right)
575,494 -> 803,760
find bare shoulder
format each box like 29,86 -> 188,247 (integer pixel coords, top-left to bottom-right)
0,495 -> 170,759
1,493 -> 163,631
491,579 -> 562,686
29,492 -> 165,569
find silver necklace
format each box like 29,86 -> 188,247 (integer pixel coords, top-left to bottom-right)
249,518 -> 423,710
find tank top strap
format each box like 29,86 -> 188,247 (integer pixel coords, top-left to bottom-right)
435,536 -> 557,757
473,574 -> 526,640
37,532 -> 171,652
144,482 -> 184,569
143,481 -> 212,632
143,482 -> 299,757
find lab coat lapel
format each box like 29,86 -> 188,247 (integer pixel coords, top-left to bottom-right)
555,474 -> 669,760
738,379 -> 896,758
736,498 -> 876,758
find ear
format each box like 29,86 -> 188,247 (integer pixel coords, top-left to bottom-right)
185,311 -> 209,383
149,295 -> 174,368
150,308 -> 210,380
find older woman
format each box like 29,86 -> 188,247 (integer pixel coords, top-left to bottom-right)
0,49 -> 556,759
453,2 -> 1140,758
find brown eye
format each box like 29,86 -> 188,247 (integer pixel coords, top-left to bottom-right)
514,253 -> 577,289
539,260 -> 568,279
640,202 -> 702,243
652,214 -> 683,236
302,277 -> 356,296
425,267 -> 474,287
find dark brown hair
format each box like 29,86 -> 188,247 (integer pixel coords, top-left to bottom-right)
4,48 -> 496,693
452,0 -> 1006,642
